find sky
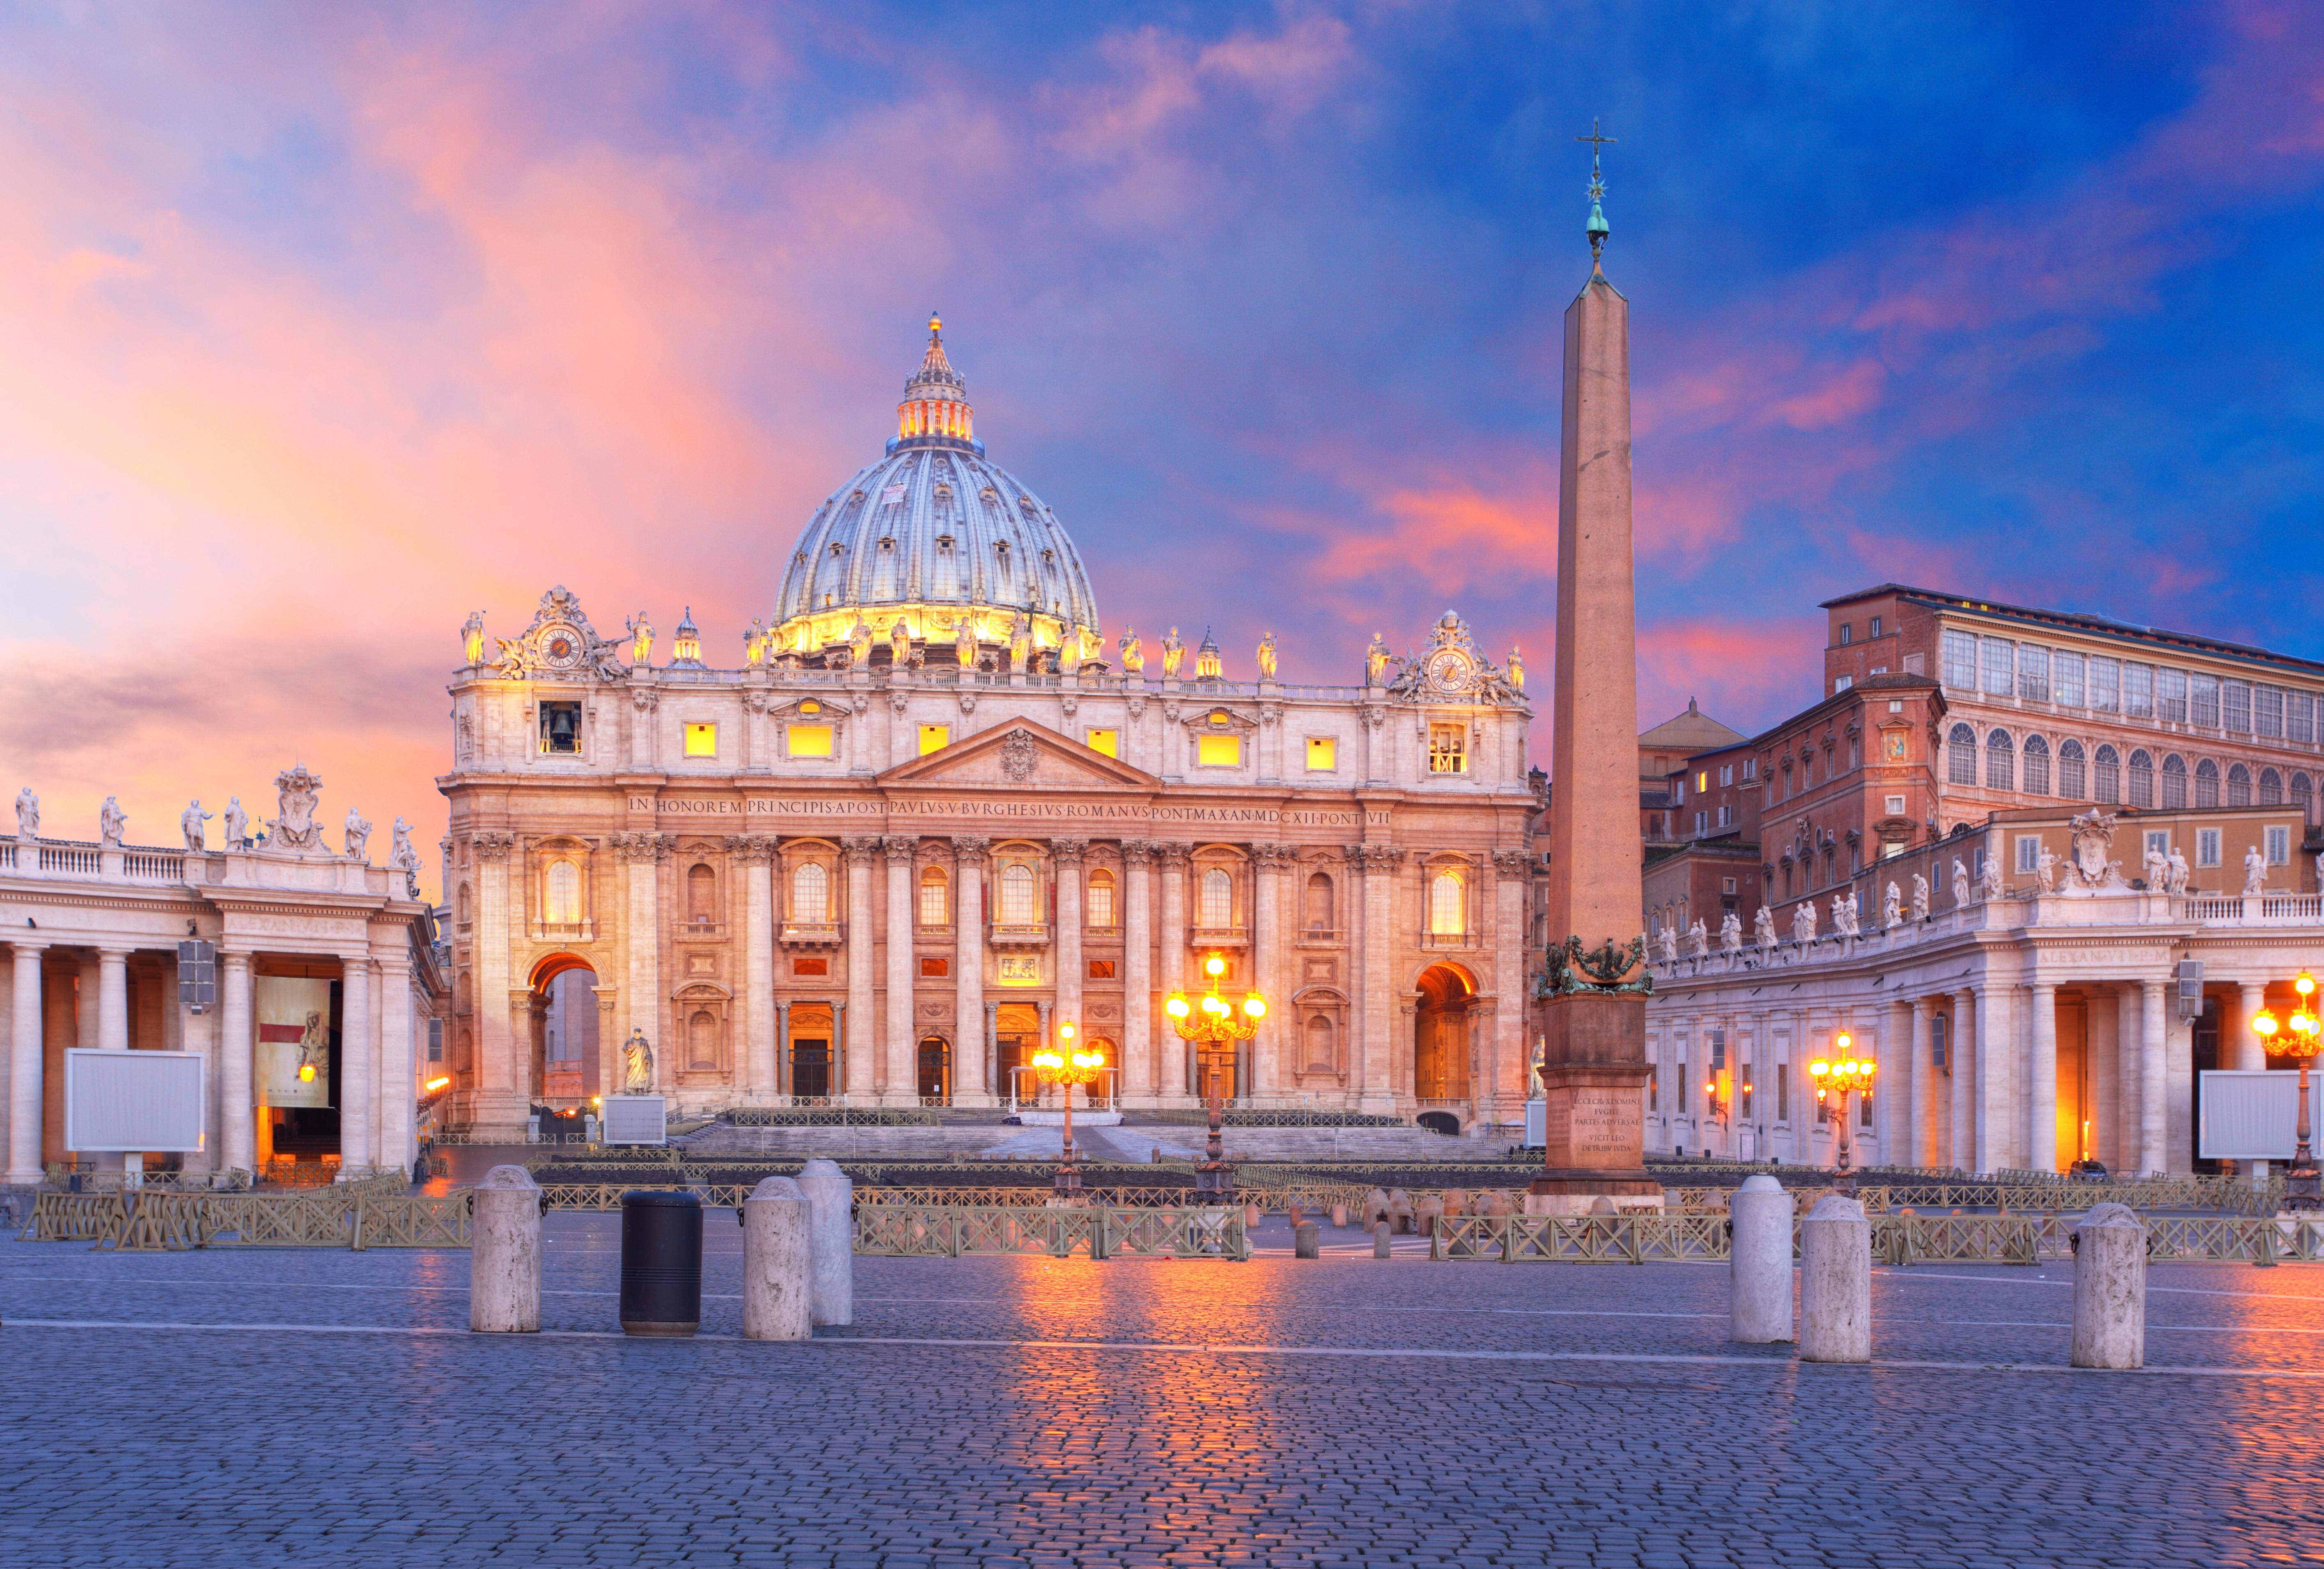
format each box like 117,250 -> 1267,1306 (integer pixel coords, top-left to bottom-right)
4,0 -> 2323,902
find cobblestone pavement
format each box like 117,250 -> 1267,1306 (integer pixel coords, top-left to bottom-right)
5,1218 -> 2322,1568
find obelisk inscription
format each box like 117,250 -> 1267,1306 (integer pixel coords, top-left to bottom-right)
1530,128 -> 1659,1214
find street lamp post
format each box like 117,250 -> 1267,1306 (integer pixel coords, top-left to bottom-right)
1164,953 -> 1266,1202
2251,970 -> 2322,1213
1031,1020 -> 1106,1201
1809,1030 -> 1877,1196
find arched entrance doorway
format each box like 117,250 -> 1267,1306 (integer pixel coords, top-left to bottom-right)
528,954 -> 599,1138
1413,963 -> 1474,1116
917,1035 -> 952,1104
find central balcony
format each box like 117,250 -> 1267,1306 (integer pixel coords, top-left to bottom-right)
988,921 -> 1050,949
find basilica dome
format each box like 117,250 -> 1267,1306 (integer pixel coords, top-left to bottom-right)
770,318 -> 1101,668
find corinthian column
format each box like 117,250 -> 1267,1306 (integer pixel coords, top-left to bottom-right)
730,836 -> 776,1096
953,837 -> 989,1105
7,941 -> 48,1184
340,950 -> 374,1171
1250,845 -> 1286,1098
1359,845 -> 1403,1114
1121,841 -> 1155,1102
378,946 -> 414,1173
883,837 -> 917,1105
1491,849 -> 1530,1121
620,833 -> 665,1097
1159,844 -> 1191,1098
471,832 -> 521,1137
842,836 -> 879,1104
219,948 -> 252,1177
1053,839 -> 1087,1053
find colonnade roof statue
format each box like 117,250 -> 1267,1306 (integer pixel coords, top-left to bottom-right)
768,315 -> 1102,671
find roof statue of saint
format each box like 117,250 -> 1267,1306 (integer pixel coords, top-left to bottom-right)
770,315 -> 1102,671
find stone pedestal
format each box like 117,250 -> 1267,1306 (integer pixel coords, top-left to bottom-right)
1526,998 -> 1659,1213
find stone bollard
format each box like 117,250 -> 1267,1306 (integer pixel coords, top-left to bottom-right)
1474,1189 -> 1510,1219
743,1176 -> 813,1342
1799,1193 -> 1871,1363
795,1158 -> 855,1327
1287,1201 -> 1304,1231
2071,1202 -> 2146,1370
470,1165 -> 542,1333
1373,1222 -> 1392,1259
1244,1201 -> 1263,1230
1386,1188 -> 1415,1234
1366,1188 -> 1390,1228
1441,1188 -> 1468,1220
1415,1194 -> 1444,1238
1295,1221 -> 1320,1259
1729,1174 -> 1794,1344
1331,1204 -> 1348,1229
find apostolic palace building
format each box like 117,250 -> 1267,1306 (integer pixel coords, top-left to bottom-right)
437,322 -> 1543,1142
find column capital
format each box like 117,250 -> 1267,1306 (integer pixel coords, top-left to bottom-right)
1050,838 -> 1088,867
473,832 -> 516,861
882,835 -> 918,866
723,834 -> 778,865
1120,838 -> 1157,865
1157,843 -> 1192,868
952,836 -> 990,865
8,936 -> 50,956
95,944 -> 135,960
841,835 -> 881,867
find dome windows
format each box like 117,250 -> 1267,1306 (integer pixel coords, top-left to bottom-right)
936,535 -> 954,552
828,541 -> 845,558
877,536 -> 895,553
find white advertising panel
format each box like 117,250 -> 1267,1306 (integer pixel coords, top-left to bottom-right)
1523,1098 -> 1546,1150
255,976 -> 334,1108
601,1095 -> 668,1146
2198,1070 -> 2302,1160
65,1049 -> 207,1153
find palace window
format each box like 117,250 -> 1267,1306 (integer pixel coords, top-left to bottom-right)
427,1019 -> 443,1063
919,867 -> 949,928
920,956 -> 949,978
2193,757 -> 2219,809
1428,871 -> 1464,937
1428,725 -> 1468,774
2258,685 -> 2285,738
2058,740 -> 2087,799
2022,734 -> 2051,795
1306,737 -> 1337,772
919,724 -> 950,755
1838,623 -> 1852,646
2088,656 -> 2120,712
1948,724 -> 1976,786
545,860 -> 582,925
2224,680 -> 2252,733
2191,674 -> 2220,728
2167,751 -> 2195,809
2228,763 -> 2252,808
2198,828 -> 2221,868
1085,728 -> 1118,758
2053,651 -> 2085,707
1870,615 -> 1884,638
2260,767 -> 2284,806
539,701 -> 581,755
2292,693 -> 2317,744
1199,868 -> 1234,928
1941,630 -> 1978,690
1305,871 -> 1333,933
2158,668 -> 2189,725
2124,662 -> 2155,719
787,723 -> 834,758
1196,734 -> 1241,768
791,862 -> 830,925
2017,834 -> 2041,873
998,863 -> 1038,926
1984,729 -> 2014,791
2129,749 -> 2156,809
1981,638 -> 2015,696
2018,647 -> 2050,703
2267,825 -> 2292,866
1086,868 -> 1117,928
684,722 -> 718,758
2297,772 -> 2317,818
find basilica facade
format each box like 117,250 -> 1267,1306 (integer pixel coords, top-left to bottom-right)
438,322 -> 1543,1141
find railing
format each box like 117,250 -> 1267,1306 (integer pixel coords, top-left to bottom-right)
853,1203 -> 1248,1260
39,845 -> 101,875
1425,1210 -> 2324,1265
122,850 -> 184,880
21,1185 -> 468,1250
0,842 -> 14,870
725,1106 -> 941,1127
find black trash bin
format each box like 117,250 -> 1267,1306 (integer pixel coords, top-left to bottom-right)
619,1190 -> 703,1337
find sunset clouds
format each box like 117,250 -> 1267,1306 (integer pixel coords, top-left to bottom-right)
4,2 -> 2322,895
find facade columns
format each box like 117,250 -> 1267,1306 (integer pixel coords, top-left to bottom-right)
378,948 -> 414,1173
1121,842 -> 1155,1101
1250,845 -> 1282,1097
1905,998 -> 1932,1169
220,951 -> 253,1176
1950,988 -> 1976,1173
7,942 -> 46,1184
470,834 -> 518,1130
1886,998 -> 1915,1168
1159,845 -> 1190,1099
1053,840 -> 1086,1061
952,838 -> 988,1104
842,837 -> 879,1103
96,947 -> 130,1052
2028,980 -> 2058,1174
2115,983 -> 2144,1177
1358,845 -> 1403,1114
1974,983 -> 2012,1176
340,952 -> 374,1172
619,834 -> 663,1093
775,1000 -> 792,1097
2235,979 -> 2269,1179
984,999 -> 999,1104
736,837 -> 775,1096
1491,850 -> 1530,1122
2139,978 -> 2168,1177
883,838 -> 916,1105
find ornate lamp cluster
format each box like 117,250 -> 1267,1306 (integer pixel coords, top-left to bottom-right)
1164,953 -> 1266,1200
2252,970 -> 2322,1211
1810,1031 -> 1877,1194
1031,1020 -> 1105,1199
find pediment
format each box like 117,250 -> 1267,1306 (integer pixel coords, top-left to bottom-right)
879,720 -> 1159,790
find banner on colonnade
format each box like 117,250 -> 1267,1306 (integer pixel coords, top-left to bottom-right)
255,976 -> 334,1108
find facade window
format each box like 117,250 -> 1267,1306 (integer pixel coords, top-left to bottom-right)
2021,734 -> 2051,795
2260,767 -> 2284,806
2228,763 -> 2252,808
1778,1063 -> 1790,1122
919,724 -> 951,755
2053,652 -> 2085,707
791,862 -> 830,924
2017,834 -> 2041,873
2089,656 -> 2121,712
2193,757 -> 2219,809
2191,674 -> 2220,728
2018,647 -> 2051,703
2297,772 -> 2317,819
1833,676 -> 1851,694
1086,869 -> 1117,928
998,863 -> 1038,925
1980,638 -> 2015,696
428,1018 -> 444,1063
1948,724 -> 1977,786
1984,729 -> 2014,791
1199,868 -> 1234,928
1428,871 -> 1464,937
787,723 -> 834,758
2292,693 -> 2317,744
920,955 -> 949,978
2124,662 -> 2154,719
539,701 -> 582,755
2258,685 -> 2285,739
1196,734 -> 1241,768
1885,795 -> 1906,816
1719,765 -> 1734,786
687,864 -> 717,926
1427,725 -> 1468,774
1305,872 -> 1333,933
2161,753 -> 2188,809
918,868 -> 949,928
2224,680 -> 2252,733
1085,728 -> 1118,758
1930,1014 -> 1948,1071
1694,811 -> 1708,836
2058,739 -> 2086,799
1870,615 -> 1884,638
2157,668 -> 2188,724
2267,825 -> 2292,866
1743,758 -> 1757,781
684,721 -> 718,758
1941,629 -> 1978,690
2130,749 -> 2157,809
1838,623 -> 1852,646
545,860 -> 582,924
1306,737 -> 1337,771
2198,828 -> 2221,868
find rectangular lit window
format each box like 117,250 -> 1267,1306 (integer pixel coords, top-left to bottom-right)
1427,724 -> 1468,774
2198,828 -> 2221,868
1306,737 -> 1337,771
684,722 -> 718,757
787,724 -> 834,758
1696,771 -> 1709,793
1084,728 -> 1118,758
1088,959 -> 1116,979
2266,825 -> 2290,865
918,724 -> 950,755
1196,734 -> 1241,767
919,956 -> 949,978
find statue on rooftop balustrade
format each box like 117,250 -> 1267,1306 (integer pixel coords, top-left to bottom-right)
181,800 -> 212,852
99,797 -> 126,848
14,788 -> 37,840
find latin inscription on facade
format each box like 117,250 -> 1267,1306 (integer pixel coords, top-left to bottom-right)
629,795 -> 1390,828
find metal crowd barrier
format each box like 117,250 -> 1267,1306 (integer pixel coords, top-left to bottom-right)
21,1188 -> 470,1251
852,1203 -> 1249,1260
1425,1210 -> 2324,1265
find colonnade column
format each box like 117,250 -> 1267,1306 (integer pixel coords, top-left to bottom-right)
883,838 -> 916,1105
1053,840 -> 1086,1066
340,952 -> 374,1172
775,1000 -> 791,1098
620,834 -> 663,1093
1886,998 -> 1915,1169
1904,999 -> 1932,1169
1491,850 -> 1529,1122
952,838 -> 988,1105
474,834 -> 516,1109
842,837 -> 879,1104
378,948 -> 414,1173
1974,983 -> 2012,1176
96,947 -> 130,1052
220,950 -> 252,1176
1250,845 -> 1282,1098
2139,978 -> 2168,1177
2235,978 -> 2270,1180
1159,845 -> 1190,1099
1950,988 -> 1976,1173
737,836 -> 775,1096
2028,980 -> 2058,1174
7,942 -> 46,1184
1359,845 -> 1402,1115
2116,982 -> 2145,1177
1121,842 -> 1154,1102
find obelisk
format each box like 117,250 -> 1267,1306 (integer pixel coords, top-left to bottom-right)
1530,127 -> 1659,1214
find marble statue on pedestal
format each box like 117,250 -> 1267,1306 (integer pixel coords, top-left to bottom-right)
2143,845 -> 2170,890
1753,905 -> 1777,951
181,800 -> 212,851
344,808 -> 373,861
390,818 -> 421,896
1118,627 -> 1143,674
14,788 -> 36,840
99,797 -> 126,848
890,618 -> 912,667
1656,925 -> 1679,965
2244,845 -> 2268,896
1161,627 -> 1185,678
1256,631 -> 1278,680
1791,901 -> 1817,944
621,1029 -> 654,1093
1718,911 -> 1742,955
1364,633 -> 1390,685
1881,882 -> 1901,930
2167,848 -> 2191,896
1952,857 -> 1971,909
1685,918 -> 1708,958
223,797 -> 248,849
2037,847 -> 2060,893
1911,873 -> 1930,921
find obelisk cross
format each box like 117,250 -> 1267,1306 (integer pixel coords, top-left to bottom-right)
1576,118 -> 1614,262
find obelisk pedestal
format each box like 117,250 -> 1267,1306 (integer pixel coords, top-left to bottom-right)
1528,174 -> 1660,1217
